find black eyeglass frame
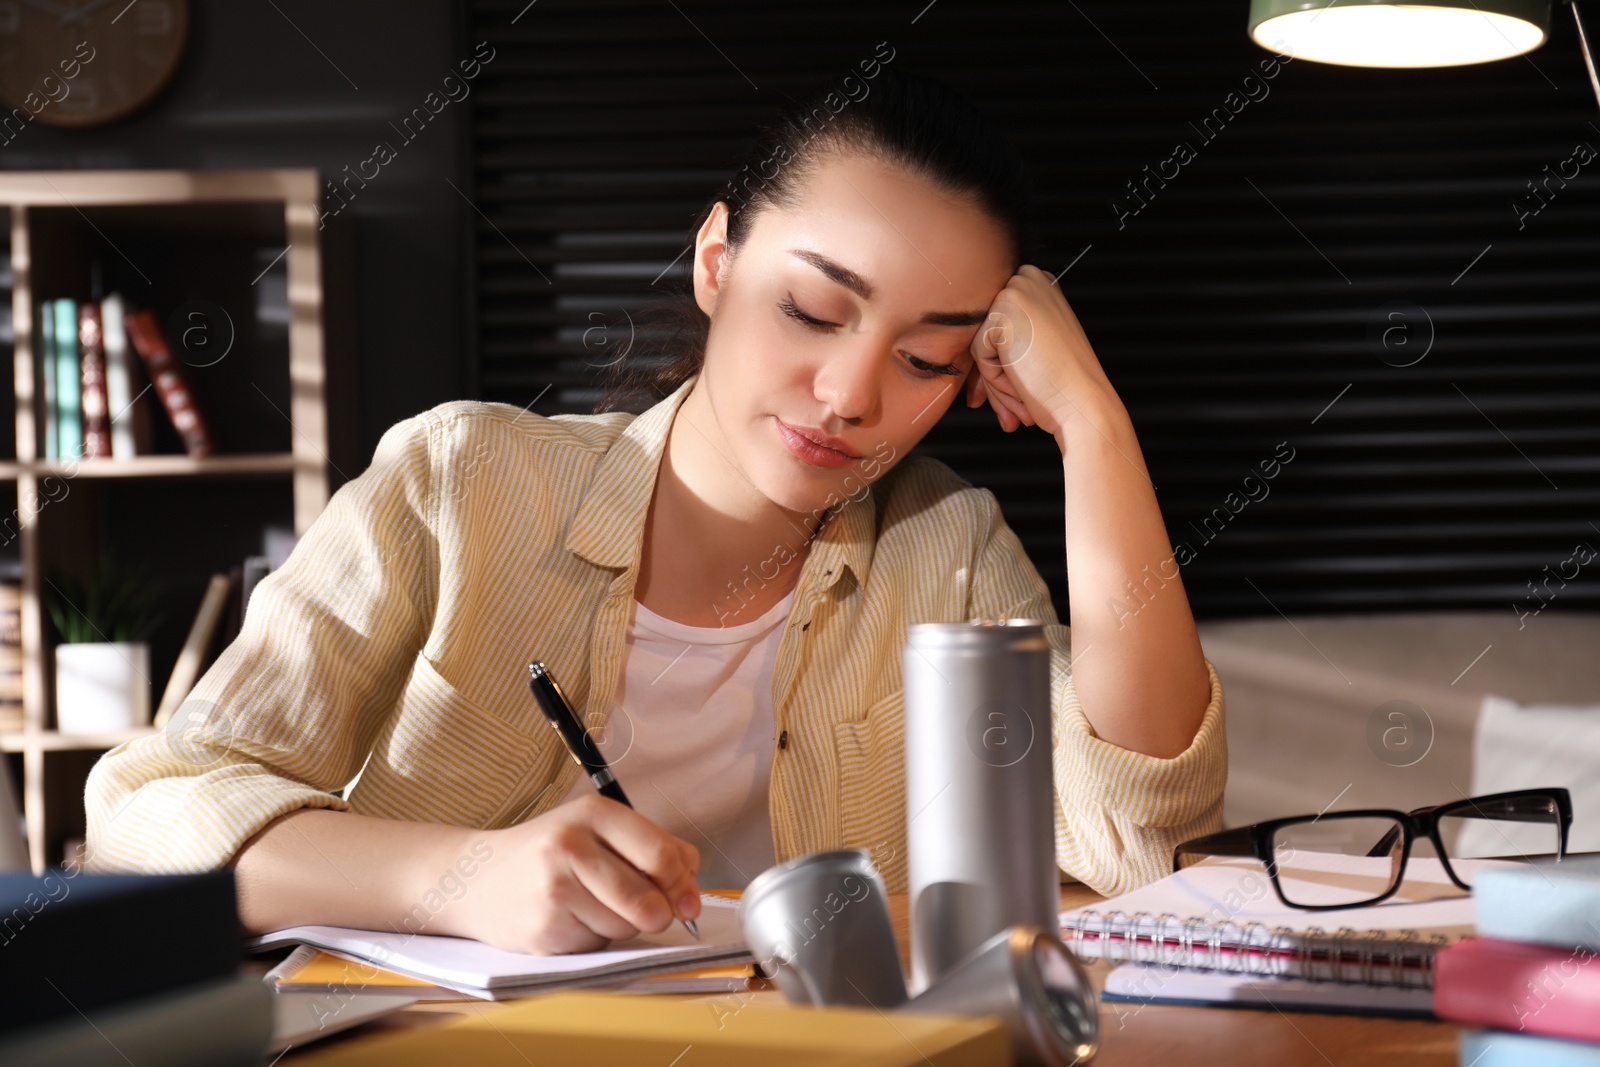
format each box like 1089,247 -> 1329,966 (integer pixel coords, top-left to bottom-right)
1170,787 -> 1573,911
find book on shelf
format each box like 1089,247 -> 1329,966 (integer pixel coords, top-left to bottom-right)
51,299 -> 81,462
215,556 -> 277,651
122,308 -> 214,459
77,302 -> 112,459
36,302 -> 56,461
100,294 -> 141,459
153,573 -> 232,730
219,563 -> 244,651
0,575 -> 20,734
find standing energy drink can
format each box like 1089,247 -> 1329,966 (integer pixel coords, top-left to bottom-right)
903,619 -> 1058,995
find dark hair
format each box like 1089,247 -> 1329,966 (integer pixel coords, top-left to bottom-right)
594,67 -> 1035,415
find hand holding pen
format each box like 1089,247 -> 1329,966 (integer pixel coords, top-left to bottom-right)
527,660 -> 702,939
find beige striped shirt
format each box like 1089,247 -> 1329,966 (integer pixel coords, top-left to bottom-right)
84,375 -> 1226,896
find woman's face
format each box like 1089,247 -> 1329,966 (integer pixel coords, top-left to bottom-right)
690,151 -> 1016,520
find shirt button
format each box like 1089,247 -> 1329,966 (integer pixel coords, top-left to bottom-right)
778,730 -> 789,750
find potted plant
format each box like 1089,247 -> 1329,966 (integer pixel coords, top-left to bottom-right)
45,554 -> 166,734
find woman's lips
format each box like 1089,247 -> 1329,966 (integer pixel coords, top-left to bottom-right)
775,418 -> 860,469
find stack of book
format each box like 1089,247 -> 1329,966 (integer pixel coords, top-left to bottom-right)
1435,856 -> 1600,1065
36,293 -> 214,461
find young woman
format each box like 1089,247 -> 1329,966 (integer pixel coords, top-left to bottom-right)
85,70 -> 1224,955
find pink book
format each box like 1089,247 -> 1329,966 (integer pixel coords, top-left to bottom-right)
1434,937 -> 1600,1042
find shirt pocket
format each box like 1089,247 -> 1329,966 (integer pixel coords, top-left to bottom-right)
832,690 -> 908,892
362,651 -> 553,827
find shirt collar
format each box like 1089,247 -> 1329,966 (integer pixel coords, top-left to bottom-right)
564,374 -> 877,591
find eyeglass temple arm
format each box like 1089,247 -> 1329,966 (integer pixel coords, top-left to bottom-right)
1172,826 -> 1258,872
1365,795 -> 1570,857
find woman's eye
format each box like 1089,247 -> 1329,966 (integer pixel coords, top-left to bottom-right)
779,295 -> 959,378
778,298 -> 836,330
905,353 -> 963,378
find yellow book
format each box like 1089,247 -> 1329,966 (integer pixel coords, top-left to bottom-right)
288,990 -> 1009,1066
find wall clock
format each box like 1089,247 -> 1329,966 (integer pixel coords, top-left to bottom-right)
0,0 -> 189,128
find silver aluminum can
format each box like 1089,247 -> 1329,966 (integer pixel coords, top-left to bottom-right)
904,619 -> 1057,995
904,925 -> 1100,1067
738,849 -> 907,1008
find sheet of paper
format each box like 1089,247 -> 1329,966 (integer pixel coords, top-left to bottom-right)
247,894 -> 751,991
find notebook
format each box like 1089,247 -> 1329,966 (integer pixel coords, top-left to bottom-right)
1101,962 -> 1438,1017
264,944 -> 758,999
246,893 -> 754,1001
1058,853 -> 1511,991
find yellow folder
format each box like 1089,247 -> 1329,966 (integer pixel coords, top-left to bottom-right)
288,990 -> 1009,1066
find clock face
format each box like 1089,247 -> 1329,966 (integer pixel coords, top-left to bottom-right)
0,0 -> 189,128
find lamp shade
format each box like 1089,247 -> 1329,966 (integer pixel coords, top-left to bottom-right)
1248,0 -> 1552,67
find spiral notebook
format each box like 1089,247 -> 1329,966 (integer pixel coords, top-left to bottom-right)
1058,853 -> 1514,992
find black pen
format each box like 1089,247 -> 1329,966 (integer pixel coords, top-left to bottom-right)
526,660 -> 700,939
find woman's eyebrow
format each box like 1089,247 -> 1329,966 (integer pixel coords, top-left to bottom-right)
787,248 -> 990,327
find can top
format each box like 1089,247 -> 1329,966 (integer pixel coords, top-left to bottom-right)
906,618 -> 1050,651
739,848 -> 882,920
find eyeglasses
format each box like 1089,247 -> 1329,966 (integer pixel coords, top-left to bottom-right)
1171,788 -> 1573,910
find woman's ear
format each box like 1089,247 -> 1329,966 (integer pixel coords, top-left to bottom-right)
692,202 -> 732,318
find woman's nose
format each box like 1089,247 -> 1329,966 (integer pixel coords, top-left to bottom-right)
813,346 -> 881,423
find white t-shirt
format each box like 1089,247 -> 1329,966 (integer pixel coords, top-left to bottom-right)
557,588 -> 793,890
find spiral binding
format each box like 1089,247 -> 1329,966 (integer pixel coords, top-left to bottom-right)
1059,908 -> 1445,988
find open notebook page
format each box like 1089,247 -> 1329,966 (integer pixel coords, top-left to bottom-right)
246,893 -> 752,994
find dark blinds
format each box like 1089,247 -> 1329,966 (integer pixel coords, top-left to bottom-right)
464,0 -> 1600,620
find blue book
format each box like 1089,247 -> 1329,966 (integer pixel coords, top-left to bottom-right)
52,298 -> 81,461
37,302 -> 55,460
1461,1029 -> 1600,1067
1475,855 -> 1600,950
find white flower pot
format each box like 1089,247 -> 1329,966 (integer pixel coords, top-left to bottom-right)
54,642 -> 151,734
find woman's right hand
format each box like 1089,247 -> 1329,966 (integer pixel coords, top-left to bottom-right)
448,793 -> 702,955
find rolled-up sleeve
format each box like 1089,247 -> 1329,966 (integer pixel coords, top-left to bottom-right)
83,414 -> 439,874
966,489 -> 1227,897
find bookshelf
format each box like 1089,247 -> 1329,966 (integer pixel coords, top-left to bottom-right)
0,170 -> 351,873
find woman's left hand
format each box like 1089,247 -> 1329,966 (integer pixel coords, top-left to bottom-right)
966,264 -> 1122,444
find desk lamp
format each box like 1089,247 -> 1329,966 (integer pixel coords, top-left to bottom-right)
1248,0 -> 1600,109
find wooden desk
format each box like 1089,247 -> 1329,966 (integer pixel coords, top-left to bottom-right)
277,885 -> 1463,1066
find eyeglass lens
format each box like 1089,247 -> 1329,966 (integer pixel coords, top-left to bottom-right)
1436,793 -> 1563,883
1269,816 -> 1407,907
